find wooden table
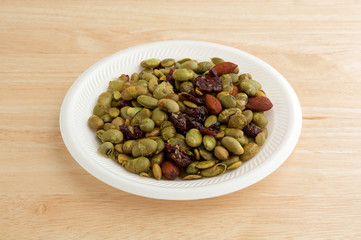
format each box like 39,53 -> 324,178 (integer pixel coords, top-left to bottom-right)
1,1 -> 361,239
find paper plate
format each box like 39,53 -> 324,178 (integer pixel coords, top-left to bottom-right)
60,40 -> 302,200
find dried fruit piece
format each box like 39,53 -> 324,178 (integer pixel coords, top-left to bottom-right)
208,121 -> 221,131
190,121 -> 218,136
119,125 -> 144,140
180,93 -> 204,105
115,100 -> 131,109
166,68 -> 175,81
184,107 -> 207,123
169,113 -> 187,131
213,62 -> 238,75
243,123 -> 262,137
164,143 -> 193,167
165,68 -> 178,92
205,94 -> 222,115
246,96 -> 273,111
195,74 -> 222,93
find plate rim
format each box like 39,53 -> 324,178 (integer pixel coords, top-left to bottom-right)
60,40 -> 302,200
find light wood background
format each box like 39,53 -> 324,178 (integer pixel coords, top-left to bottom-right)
1,1 -> 361,239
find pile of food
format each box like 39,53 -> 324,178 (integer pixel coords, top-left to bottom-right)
88,57 -> 273,180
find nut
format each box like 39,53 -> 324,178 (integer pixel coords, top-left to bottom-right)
213,62 -> 238,75
245,96 -> 273,111
231,85 -> 239,96
161,161 -> 180,180
205,94 -> 222,115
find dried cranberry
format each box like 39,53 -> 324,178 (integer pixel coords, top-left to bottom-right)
164,143 -> 193,167
209,121 -> 221,131
166,68 -> 175,81
243,123 -> 262,137
195,75 -> 222,93
208,68 -> 218,77
169,113 -> 187,131
153,64 -> 163,70
165,68 -> 178,92
180,93 -> 204,105
115,100 -> 131,109
189,121 -> 218,136
119,125 -> 144,140
184,107 -> 207,123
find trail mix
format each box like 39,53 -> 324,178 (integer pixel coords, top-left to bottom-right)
88,57 -> 273,180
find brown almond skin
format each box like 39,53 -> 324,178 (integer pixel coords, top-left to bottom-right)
231,86 -> 239,96
205,94 -> 222,115
161,161 -> 180,180
213,62 -> 238,75
246,96 -> 273,111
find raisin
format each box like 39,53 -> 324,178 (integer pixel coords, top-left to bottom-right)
119,125 -> 144,140
243,123 -> 262,138
164,143 -> 193,167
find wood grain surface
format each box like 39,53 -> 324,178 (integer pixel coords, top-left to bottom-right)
1,1 -> 361,239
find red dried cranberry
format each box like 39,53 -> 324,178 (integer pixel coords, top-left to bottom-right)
209,121 -> 221,131
195,75 -> 222,93
169,113 -> 187,131
243,123 -> 262,137
180,93 -> 204,105
153,64 -> 163,70
184,107 -> 207,123
115,100 -> 131,109
119,125 -> 144,140
164,143 -> 193,167
165,68 -> 178,92
190,121 -> 218,136
208,68 -> 218,77
166,68 -> 175,81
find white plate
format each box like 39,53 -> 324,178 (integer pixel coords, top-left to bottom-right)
60,40 -> 302,200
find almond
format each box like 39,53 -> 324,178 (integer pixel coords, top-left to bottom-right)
161,161 -> 179,180
213,62 -> 238,75
231,85 -> 239,96
205,94 -> 222,115
245,96 -> 273,111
